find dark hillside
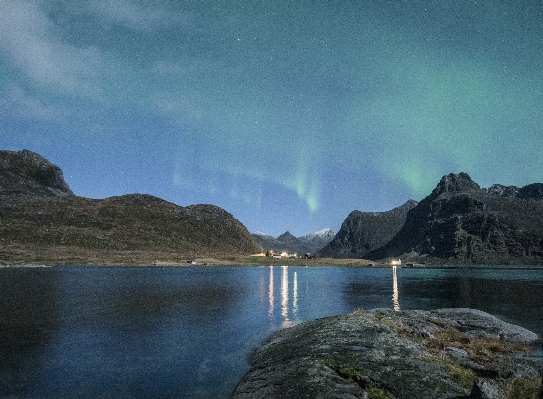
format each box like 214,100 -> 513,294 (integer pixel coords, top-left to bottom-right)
318,200 -> 418,258
0,150 -> 262,264
367,173 -> 543,264
0,149 -> 74,197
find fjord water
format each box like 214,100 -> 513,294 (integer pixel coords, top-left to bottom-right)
1,266 -> 542,398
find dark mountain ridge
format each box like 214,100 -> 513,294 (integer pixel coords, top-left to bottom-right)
318,200 -> 418,258
0,150 -> 262,264
252,228 -> 335,255
0,149 -> 74,197
367,173 -> 543,264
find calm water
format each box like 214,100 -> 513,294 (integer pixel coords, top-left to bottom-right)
1,266 -> 542,398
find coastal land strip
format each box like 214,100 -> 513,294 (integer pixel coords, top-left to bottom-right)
3,251 -> 543,268
0,252 -> 381,267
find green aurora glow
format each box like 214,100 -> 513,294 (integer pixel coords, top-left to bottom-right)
1,1 -> 542,235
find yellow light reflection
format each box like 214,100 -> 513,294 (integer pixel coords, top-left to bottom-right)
281,266 -> 289,322
392,265 -> 400,311
268,266 -> 274,315
293,271 -> 298,318
268,266 -> 300,327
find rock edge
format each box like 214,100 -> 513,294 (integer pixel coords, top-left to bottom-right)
231,308 -> 542,399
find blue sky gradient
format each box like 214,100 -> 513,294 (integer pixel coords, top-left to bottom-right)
1,1 -> 542,236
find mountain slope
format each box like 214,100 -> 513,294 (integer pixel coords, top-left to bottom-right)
367,173 -> 543,264
251,228 -> 335,255
299,228 -> 335,253
0,150 -> 262,264
0,149 -> 74,197
318,200 -> 418,258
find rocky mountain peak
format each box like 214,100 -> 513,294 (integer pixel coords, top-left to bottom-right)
318,200 -> 417,259
253,231 -> 271,237
300,228 -> 335,241
252,228 -> 335,254
367,174 -> 543,264
0,149 -> 74,197
0,149 -> 263,263
483,184 -> 519,198
430,172 -> 480,198
517,183 -> 543,200
276,231 -> 298,243
401,199 -> 419,209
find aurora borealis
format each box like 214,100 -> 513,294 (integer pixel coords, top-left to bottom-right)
1,1 -> 542,236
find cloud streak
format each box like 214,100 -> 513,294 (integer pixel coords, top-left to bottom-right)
0,0 -> 108,98
0,84 -> 67,122
83,0 -> 190,33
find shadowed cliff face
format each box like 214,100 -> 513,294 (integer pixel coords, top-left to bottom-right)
517,183 -> 543,200
318,200 -> 418,259
0,149 -> 74,197
428,171 -> 481,199
367,173 -> 543,264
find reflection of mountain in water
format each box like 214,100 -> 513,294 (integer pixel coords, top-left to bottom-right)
0,269 -> 61,396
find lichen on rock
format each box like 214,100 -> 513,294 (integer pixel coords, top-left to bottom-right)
231,308 -> 542,399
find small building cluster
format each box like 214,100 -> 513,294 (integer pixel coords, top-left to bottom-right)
264,250 -> 315,259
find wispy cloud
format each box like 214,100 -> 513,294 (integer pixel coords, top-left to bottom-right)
84,0 -> 190,33
0,0 -> 107,98
0,84 -> 67,122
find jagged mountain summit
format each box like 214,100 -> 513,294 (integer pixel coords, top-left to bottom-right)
0,149 -> 262,265
318,200 -> 418,259
300,228 -> 335,241
367,173 -> 543,264
276,231 -> 298,244
0,149 -> 74,197
251,228 -> 335,255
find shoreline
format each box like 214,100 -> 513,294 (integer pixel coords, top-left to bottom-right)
1,248 -> 542,268
0,257 -> 381,268
2,256 -> 543,269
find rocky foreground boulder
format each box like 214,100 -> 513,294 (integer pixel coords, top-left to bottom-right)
231,308 -> 542,399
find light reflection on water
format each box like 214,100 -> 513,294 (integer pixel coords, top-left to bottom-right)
272,266 -> 300,328
281,266 -> 289,323
1,265 -> 542,399
267,265 -> 274,316
392,265 -> 400,311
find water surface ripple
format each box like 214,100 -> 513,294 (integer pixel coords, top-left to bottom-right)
1,265 -> 542,398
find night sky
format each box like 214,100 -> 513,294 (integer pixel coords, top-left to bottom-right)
1,1 -> 542,237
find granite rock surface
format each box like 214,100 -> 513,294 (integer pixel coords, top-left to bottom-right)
231,308 -> 541,399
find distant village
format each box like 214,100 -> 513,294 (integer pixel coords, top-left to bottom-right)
265,250 -> 315,259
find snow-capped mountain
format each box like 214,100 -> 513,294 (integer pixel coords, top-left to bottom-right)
251,228 -> 335,254
253,231 -> 273,238
300,228 -> 335,241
